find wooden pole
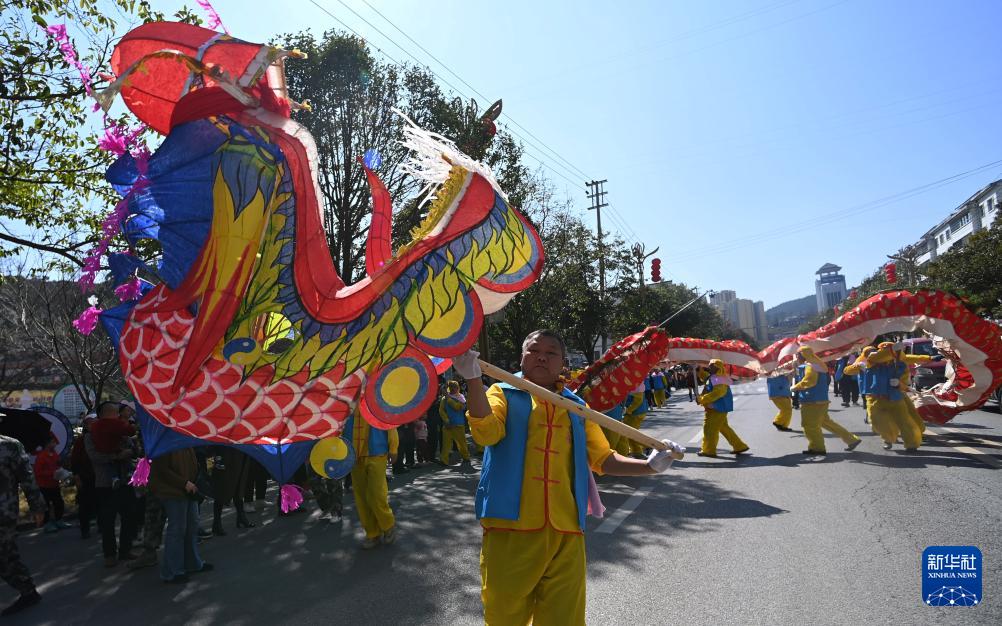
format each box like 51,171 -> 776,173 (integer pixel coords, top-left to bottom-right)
478,360 -> 684,460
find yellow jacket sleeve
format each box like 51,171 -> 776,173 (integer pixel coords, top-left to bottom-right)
900,354 -> 932,365
698,383 -> 728,405
790,365 -> 818,391
584,419 -> 613,475
468,384 -> 507,447
387,428 -> 399,456
843,358 -> 864,376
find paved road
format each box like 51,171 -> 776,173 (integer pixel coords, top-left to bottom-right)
5,388 -> 1000,625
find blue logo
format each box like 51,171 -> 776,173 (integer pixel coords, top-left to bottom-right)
922,546 -> 981,607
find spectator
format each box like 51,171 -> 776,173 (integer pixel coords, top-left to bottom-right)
127,493 -> 165,571
209,447 -> 254,535
243,458 -> 268,514
149,447 -> 213,583
308,467 -> 343,523
86,401 -> 139,567
414,417 -> 430,466
33,436 -> 69,533
88,402 -> 136,488
393,422 -> 416,474
0,435 -> 45,616
70,416 -> 97,539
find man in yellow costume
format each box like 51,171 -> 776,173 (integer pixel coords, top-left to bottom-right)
621,381 -> 649,457
439,381 -> 471,465
766,373 -> 794,432
346,411 -> 399,548
696,359 -> 750,457
790,347 -> 862,454
455,330 -> 683,625
861,342 -> 923,451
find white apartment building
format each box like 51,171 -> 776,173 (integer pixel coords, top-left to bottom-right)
710,290 -> 769,345
914,179 -> 1001,265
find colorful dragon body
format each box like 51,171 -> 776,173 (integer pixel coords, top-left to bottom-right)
573,291 -> 1002,423
100,23 -> 543,444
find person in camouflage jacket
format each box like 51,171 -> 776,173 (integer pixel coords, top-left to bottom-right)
0,434 -> 46,616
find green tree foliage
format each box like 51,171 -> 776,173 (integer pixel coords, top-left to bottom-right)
1,1 -> 201,267
922,213 -> 1002,318
278,30 -> 528,284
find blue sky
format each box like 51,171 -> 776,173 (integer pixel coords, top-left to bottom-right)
163,0 -> 1001,308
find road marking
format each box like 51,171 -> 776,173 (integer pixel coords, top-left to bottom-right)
596,486 -> 653,534
926,426 -> 1002,469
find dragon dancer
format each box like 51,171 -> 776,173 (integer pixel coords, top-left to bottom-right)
790,347 -> 861,455
439,381 -> 471,465
456,330 -> 683,625
697,359 -> 750,457
863,343 -> 922,451
767,372 -> 794,431
346,411 -> 399,548
622,381 -> 650,457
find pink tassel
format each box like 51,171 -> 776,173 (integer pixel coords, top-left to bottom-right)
115,277 -> 143,302
129,457 -> 151,486
586,471 -> 605,519
280,484 -> 304,513
196,0 -> 229,33
72,305 -> 102,335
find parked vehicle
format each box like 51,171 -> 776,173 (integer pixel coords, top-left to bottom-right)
899,338 -> 947,390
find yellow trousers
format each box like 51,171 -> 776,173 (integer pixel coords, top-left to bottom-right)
800,402 -> 860,452
350,456 -> 395,539
652,389 -> 666,407
481,527 -> 586,626
623,413 -> 647,455
870,397 -> 922,449
903,394 -> 927,435
701,409 -> 748,455
770,396 -> 793,428
601,428 -> 630,456
440,424 -> 470,463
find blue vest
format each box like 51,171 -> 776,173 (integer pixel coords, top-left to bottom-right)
474,383 -> 591,530
795,364 -> 829,403
858,364 -> 873,396
442,396 -> 467,426
650,374 -> 665,391
626,392 -> 648,415
345,414 -> 389,456
604,403 -> 625,422
869,362 -> 905,401
766,375 -> 790,398
704,378 -> 734,412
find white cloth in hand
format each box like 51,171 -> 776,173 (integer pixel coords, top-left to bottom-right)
647,439 -> 683,473
452,350 -> 482,380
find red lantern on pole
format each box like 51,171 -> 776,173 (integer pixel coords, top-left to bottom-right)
884,263 -> 897,284
651,258 -> 662,283
849,289 -> 858,300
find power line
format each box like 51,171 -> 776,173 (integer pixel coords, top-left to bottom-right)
663,158 -> 1002,262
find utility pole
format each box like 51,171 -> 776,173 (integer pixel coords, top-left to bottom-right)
586,180 -> 609,353
631,242 -> 659,288
887,246 -> 920,287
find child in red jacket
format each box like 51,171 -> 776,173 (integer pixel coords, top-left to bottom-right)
33,436 -> 70,532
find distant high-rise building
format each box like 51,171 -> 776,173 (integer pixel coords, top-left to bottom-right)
815,263 -> 847,313
709,290 -> 769,345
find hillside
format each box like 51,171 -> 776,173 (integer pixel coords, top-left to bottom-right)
765,294 -> 817,324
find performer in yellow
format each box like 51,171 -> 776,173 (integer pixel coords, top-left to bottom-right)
456,330 -> 683,626
622,381 -> 650,457
844,346 -> 880,429
649,369 -> 668,408
438,381 -> 471,465
346,411 -> 399,548
790,347 -> 861,454
766,373 -> 794,431
895,348 -> 929,437
696,359 -> 750,457
864,343 -> 922,451
600,401 -> 629,457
